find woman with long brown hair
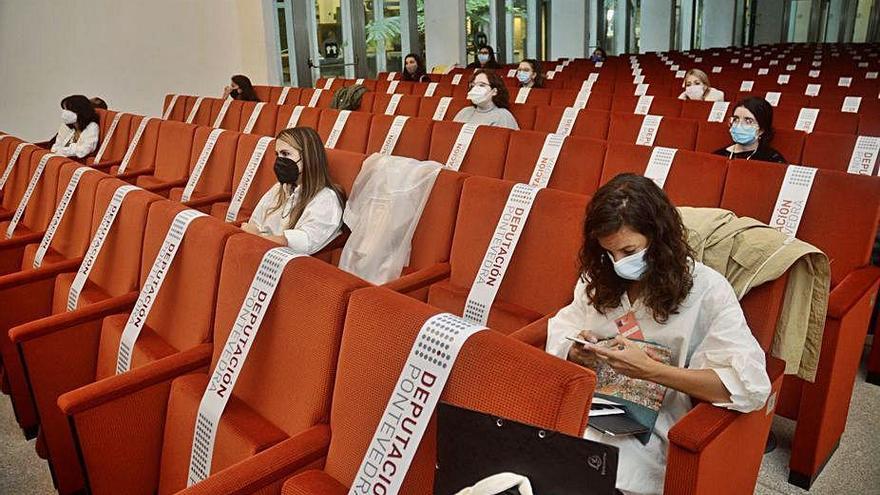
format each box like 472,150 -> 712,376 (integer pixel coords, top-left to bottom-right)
242,127 -> 345,253
546,174 -> 770,494
223,74 -> 261,101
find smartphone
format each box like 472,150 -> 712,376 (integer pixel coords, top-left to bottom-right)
565,335 -> 616,347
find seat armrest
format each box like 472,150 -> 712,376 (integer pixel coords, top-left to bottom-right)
179,424 -> 331,495
184,192 -> 233,208
114,167 -> 155,180
382,262 -> 451,294
827,265 -> 880,319
145,178 -> 189,194
509,313 -> 552,348
10,292 -> 138,344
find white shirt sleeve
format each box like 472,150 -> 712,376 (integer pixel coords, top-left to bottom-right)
249,183 -> 279,232
283,187 -> 343,254
545,278 -> 589,360
51,124 -> 72,153
689,273 -> 771,413
56,122 -> 100,158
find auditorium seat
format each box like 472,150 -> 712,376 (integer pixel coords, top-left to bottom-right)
238,100 -> 279,136
162,95 -> 188,122
11,200 -> 238,494
376,79 -> 415,95
209,99 -> 244,131
316,109 -> 372,153
502,131 -> 605,195
549,90 -> 613,110
720,160 -> 880,487
411,82 -> 454,98
107,116 -> 161,176
205,134 -> 278,225
695,121 -> 806,163
512,87 -> 553,106
425,177 -> 588,333
680,100 -> 735,121
533,107 -> 611,139
57,234 -> 366,495
365,115 -> 433,160
314,77 -> 346,93
416,96 -> 471,121
182,96 -> 214,128
167,127 -> 240,204
86,111 -> 135,167
0,179 -> 159,441
735,91 -> 810,108
369,93 -> 421,117
186,286 -> 592,495
612,95 -> 684,116
252,85 -> 272,102
772,106 -> 859,134
427,121 -> 511,178
275,105 -> 321,134
601,142 -> 729,207
298,88 -> 335,109
509,104 -> 537,130
608,113 -> 698,150
131,121 -> 198,196
801,132 -> 877,174
269,87 -> 304,106
0,143 -> 39,221
344,78 -> 377,91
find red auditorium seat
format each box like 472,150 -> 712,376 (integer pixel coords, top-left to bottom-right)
502,131 -> 605,195
608,113 -> 698,150
275,105 -> 321,133
237,100 -> 279,136
416,96 -> 471,121
86,111 -> 135,167
801,132 -> 878,173
365,115 -> 433,159
205,134 -> 277,224
549,90 -> 613,110
509,104 -> 537,130
772,105 -> 859,134
167,127 -> 240,204
533,107 -> 611,139
612,95 -> 684,116
130,121 -> 198,196
426,120 -> 512,178
316,109 -> 372,153
695,121 -> 806,163
369,93 -> 422,116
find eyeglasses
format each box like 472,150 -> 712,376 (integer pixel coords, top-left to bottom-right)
469,81 -> 491,89
728,115 -> 758,127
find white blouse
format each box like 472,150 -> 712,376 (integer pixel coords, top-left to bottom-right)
51,122 -> 100,158
249,183 -> 344,255
546,262 -> 770,495
677,87 -> 725,102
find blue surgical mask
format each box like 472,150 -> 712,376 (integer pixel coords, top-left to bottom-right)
516,70 -> 531,84
608,249 -> 648,281
729,124 -> 759,145
478,53 -> 490,64
591,55 -> 602,62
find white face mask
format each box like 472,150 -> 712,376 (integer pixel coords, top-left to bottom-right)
608,248 -> 648,281
61,109 -> 78,125
684,84 -> 705,100
467,86 -> 493,106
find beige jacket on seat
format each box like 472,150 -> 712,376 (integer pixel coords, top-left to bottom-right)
679,207 -> 830,381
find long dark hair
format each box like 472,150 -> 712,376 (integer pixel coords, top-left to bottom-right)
231,74 -> 260,101
579,174 -> 694,324
401,53 -> 428,82
269,127 -> 345,229
469,69 -> 511,109
520,59 -> 545,88
475,45 -> 499,67
61,95 -> 100,131
733,96 -> 775,145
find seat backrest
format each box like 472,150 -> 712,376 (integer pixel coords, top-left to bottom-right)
735,91 -> 810,109
801,132 -> 872,173
416,97 -> 472,121
1,144 -> 39,211
325,149 -> 365,198
720,160 -> 880,285
137,200 -> 238,353
502,132 -> 605,195
210,99 -> 245,131
238,101 -> 279,137
412,83 -> 454,98
17,151 -> 70,232
92,112 -> 135,164
513,87 -> 553,106
185,127 -> 239,196
316,109 -> 372,153
252,85 -> 272,102
153,121 -> 197,182
549,90 -> 613,110
299,88 -> 335,108
370,94 -> 422,116
680,100 -> 735,121
183,96 -> 214,127
118,116 -> 161,174
601,142 -> 728,207
314,78 -> 346,93
449,177 -> 589,316
365,115 -> 433,159
402,170 -> 467,273
611,95 -> 683,117
322,286 -> 594,492
223,135 -> 278,223
533,107 -> 611,139
208,234 -> 366,434
268,86 -> 303,106
161,95 -> 187,121
275,105 -> 321,134
376,79 -> 415,95
509,104 -> 537,130
608,113 -> 698,150
427,121 -> 511,178
772,105 -> 859,134
86,179 -> 161,297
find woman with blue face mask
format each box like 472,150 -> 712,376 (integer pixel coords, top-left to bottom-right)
466,45 -> 501,70
545,174 -> 770,495
713,96 -> 786,163
515,59 -> 545,88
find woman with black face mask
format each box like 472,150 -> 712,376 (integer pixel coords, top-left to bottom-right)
241,127 -> 346,254
50,94 -> 101,159
222,74 -> 261,101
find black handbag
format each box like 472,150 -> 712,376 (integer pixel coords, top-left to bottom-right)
434,403 -> 619,495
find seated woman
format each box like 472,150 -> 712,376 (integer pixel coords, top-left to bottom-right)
546,174 -> 770,495
90,97 -> 108,110
678,69 -> 725,101
591,47 -> 607,63
713,96 -> 786,163
242,127 -> 345,254
516,59 -> 545,89
51,94 -> 100,159
466,45 -> 501,70
222,74 -> 261,101
453,69 -> 519,130
401,53 -> 431,83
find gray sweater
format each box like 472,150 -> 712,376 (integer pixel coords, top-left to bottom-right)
452,105 -> 520,130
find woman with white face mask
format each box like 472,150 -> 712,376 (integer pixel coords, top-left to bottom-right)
713,96 -> 786,163
516,59 -> 545,89
677,69 -> 725,102
545,174 -> 770,495
452,70 -> 519,130
50,94 -> 101,159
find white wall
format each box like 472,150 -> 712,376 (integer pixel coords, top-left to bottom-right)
0,0 -> 273,142
700,0 -> 736,48
424,0 -> 467,70
640,0 -> 673,52
550,0 -> 587,59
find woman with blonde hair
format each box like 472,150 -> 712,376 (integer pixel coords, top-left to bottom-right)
678,69 -> 725,101
242,127 -> 345,254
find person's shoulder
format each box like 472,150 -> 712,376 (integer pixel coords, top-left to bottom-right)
677,91 -> 687,100
85,121 -> 100,131
708,88 -> 725,100
712,145 -> 732,156
691,261 -> 738,305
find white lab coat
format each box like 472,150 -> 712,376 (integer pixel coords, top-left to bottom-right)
249,183 -> 343,255
546,262 -> 771,495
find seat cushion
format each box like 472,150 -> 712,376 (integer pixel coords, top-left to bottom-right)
426,279 -> 543,333
94,314 -> 177,380
281,470 -> 348,495
135,175 -> 170,190
53,272 -> 112,314
157,373 -> 288,495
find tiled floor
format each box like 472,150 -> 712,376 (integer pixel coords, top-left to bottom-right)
1,354 -> 879,494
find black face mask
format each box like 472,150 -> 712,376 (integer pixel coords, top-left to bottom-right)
230,88 -> 240,98
274,156 -> 300,184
